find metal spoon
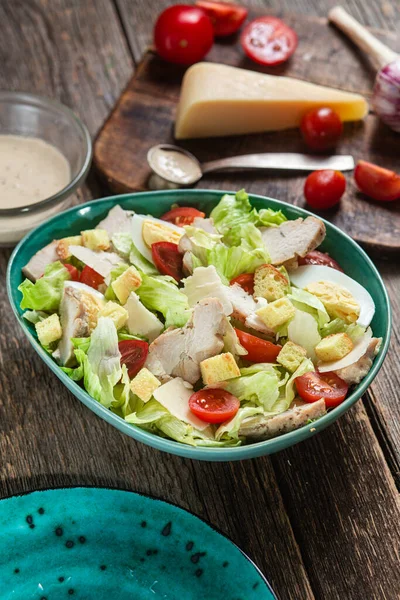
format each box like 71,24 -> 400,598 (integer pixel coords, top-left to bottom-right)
147,143 -> 355,189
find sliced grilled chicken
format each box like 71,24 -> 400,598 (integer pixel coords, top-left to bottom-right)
145,298 -> 227,384
57,282 -> 104,367
239,399 -> 326,441
261,217 -> 326,266
69,245 -> 125,280
22,240 -> 59,282
96,205 -> 133,238
335,338 -> 382,385
227,284 -> 273,335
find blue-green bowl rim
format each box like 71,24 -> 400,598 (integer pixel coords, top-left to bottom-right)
6,189 -> 392,461
0,484 -> 276,598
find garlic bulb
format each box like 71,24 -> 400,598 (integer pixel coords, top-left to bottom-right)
372,60 -> 400,133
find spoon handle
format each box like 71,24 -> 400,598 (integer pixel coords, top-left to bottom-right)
328,6 -> 398,70
201,153 -> 355,173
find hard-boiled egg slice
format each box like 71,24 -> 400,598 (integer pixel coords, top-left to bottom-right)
289,265 -> 375,328
131,214 -> 185,264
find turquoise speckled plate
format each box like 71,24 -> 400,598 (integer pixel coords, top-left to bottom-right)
7,190 -> 391,461
0,487 -> 274,599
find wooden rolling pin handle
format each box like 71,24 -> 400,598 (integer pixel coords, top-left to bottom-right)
328,6 -> 398,70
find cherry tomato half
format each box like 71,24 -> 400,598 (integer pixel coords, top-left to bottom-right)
304,170 -> 346,210
298,251 -> 343,272
79,265 -> 104,290
64,263 -> 80,281
240,16 -> 298,66
189,388 -> 240,423
152,241 -> 184,282
295,371 -> 348,408
196,0 -> 248,36
354,160 -> 400,202
160,206 -> 205,226
300,107 -> 343,151
154,5 -> 214,66
230,273 -> 255,295
118,339 -> 149,379
234,328 -> 282,363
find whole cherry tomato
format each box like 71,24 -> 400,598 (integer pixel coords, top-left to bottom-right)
189,388 -> 240,423
240,16 -> 297,66
230,273 -> 254,295
300,107 -> 343,151
196,0 -> 248,36
304,170 -> 346,210
354,160 -> 400,202
295,371 -> 349,408
160,206 -> 205,226
298,251 -> 343,272
154,5 -> 214,65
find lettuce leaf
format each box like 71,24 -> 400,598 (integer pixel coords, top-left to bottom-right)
210,189 -> 287,239
104,263 -> 129,301
83,317 -> 122,408
136,274 -> 190,328
111,232 -> 132,259
288,288 -> 330,327
22,310 -> 49,324
272,358 -> 315,414
18,261 -> 71,311
129,244 -> 159,275
216,406 -> 264,441
225,365 -> 281,411
207,240 -> 269,283
320,318 -> 366,342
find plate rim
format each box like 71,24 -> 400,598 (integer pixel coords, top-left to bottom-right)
6,189 -> 392,461
0,484 -> 276,599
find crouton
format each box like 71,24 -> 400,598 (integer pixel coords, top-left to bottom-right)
315,333 -> 353,362
256,297 -> 295,330
35,313 -> 62,346
56,235 -> 83,260
200,352 -> 240,385
98,301 -> 128,330
130,368 -> 161,402
142,220 -> 182,247
254,264 -> 289,302
112,266 -> 142,304
304,281 -> 360,324
81,228 -> 110,251
277,341 -> 307,372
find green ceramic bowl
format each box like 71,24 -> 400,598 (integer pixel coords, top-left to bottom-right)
7,190 -> 391,461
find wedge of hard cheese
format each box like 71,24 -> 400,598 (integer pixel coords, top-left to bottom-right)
175,63 -> 368,139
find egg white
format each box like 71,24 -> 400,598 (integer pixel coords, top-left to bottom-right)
131,214 -> 185,265
289,265 -> 375,328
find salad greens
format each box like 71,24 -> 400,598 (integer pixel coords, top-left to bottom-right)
18,189 -> 377,448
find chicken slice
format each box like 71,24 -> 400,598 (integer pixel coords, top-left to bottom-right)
22,240 -> 59,282
335,338 -> 382,385
227,285 -> 273,335
261,217 -> 326,266
96,205 -> 133,238
56,282 -> 105,367
239,399 -> 326,441
145,298 -> 228,384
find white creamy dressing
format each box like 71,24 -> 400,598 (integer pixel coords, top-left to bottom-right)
0,135 -> 70,209
150,147 -> 202,184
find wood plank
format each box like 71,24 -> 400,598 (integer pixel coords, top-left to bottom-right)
272,402 -> 400,599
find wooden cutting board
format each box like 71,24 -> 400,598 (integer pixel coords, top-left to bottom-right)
94,10 -> 400,252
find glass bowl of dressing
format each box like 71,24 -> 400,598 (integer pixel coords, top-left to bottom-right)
0,91 -> 92,246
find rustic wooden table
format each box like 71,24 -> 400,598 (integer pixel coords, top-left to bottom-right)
0,1 -> 399,599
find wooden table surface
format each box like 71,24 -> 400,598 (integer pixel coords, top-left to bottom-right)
1,1 -> 399,599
